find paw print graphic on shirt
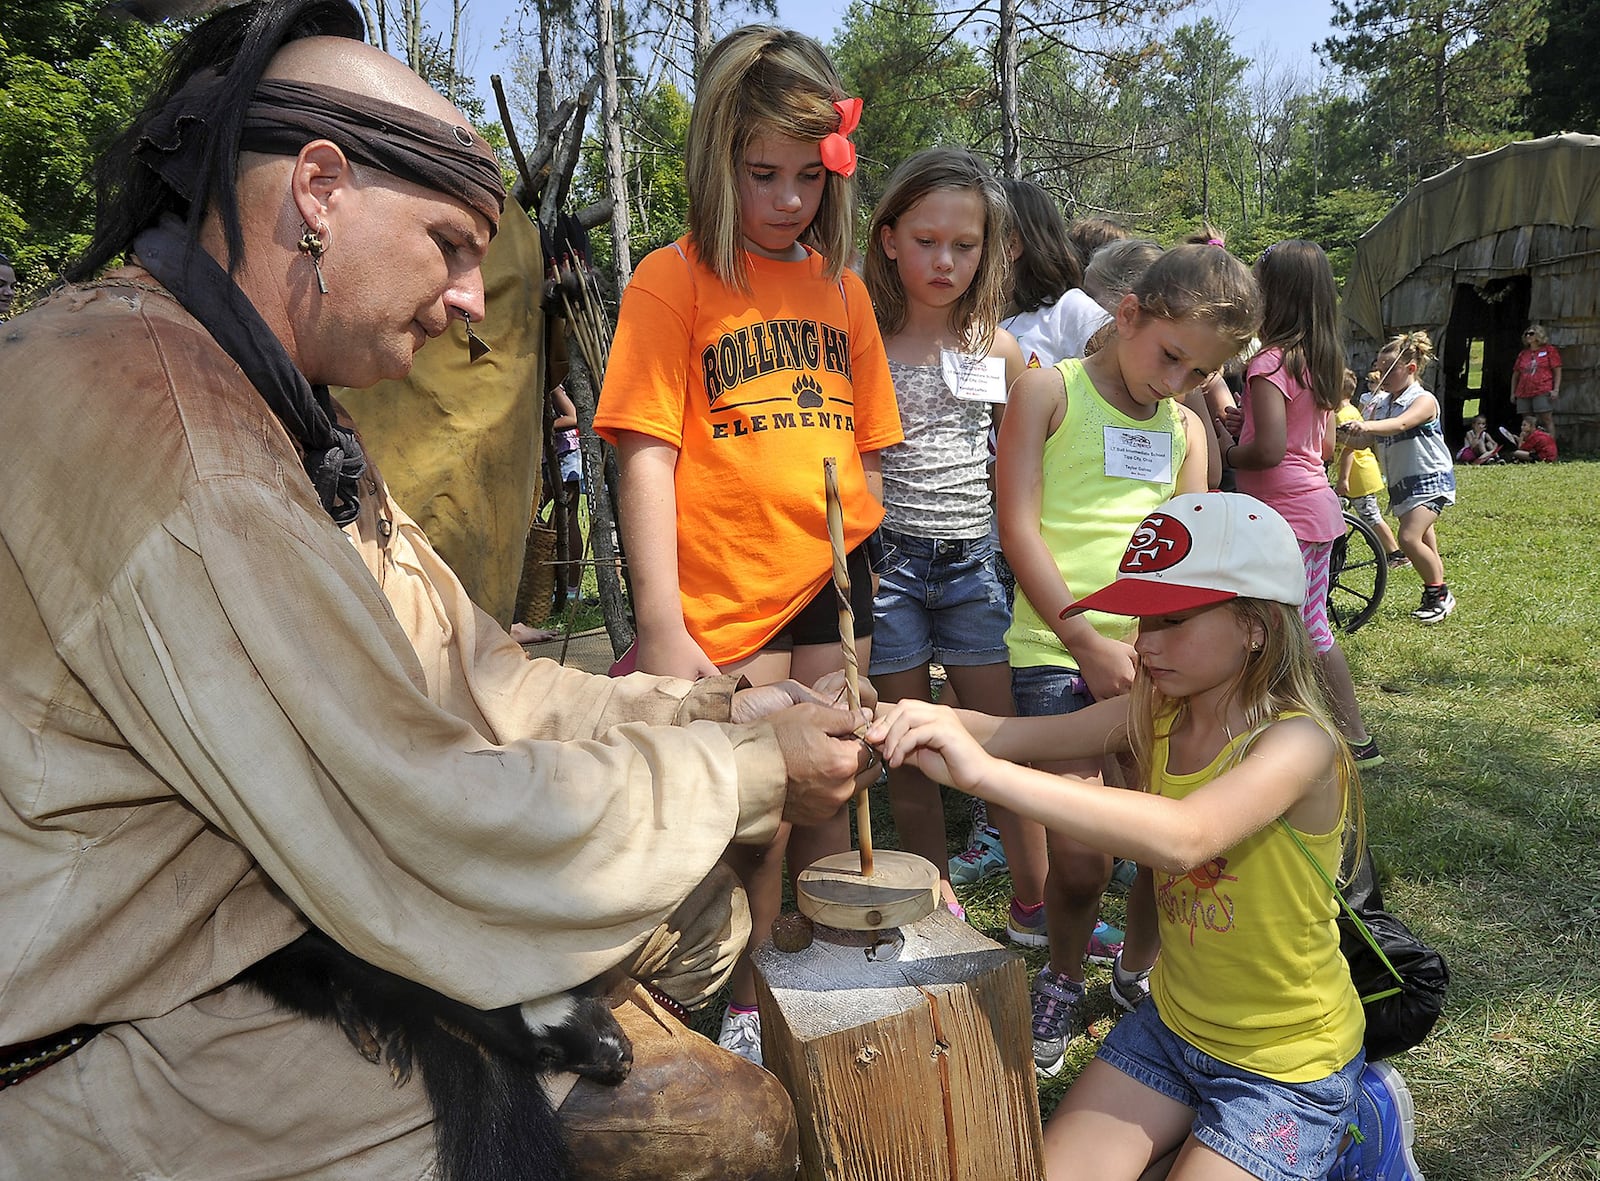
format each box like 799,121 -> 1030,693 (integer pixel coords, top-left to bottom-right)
793,374 -> 824,408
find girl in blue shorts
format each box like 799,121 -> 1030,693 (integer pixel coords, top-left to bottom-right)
868,493 -> 1424,1181
862,147 -> 1024,916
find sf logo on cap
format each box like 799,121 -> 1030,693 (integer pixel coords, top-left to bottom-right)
1120,512 -> 1192,573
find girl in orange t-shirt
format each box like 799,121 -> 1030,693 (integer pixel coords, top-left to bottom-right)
594,25 -> 901,1064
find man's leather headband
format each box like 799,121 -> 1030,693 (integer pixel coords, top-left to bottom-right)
135,72 -> 506,231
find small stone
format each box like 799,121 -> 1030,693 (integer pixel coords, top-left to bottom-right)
770,912 -> 815,953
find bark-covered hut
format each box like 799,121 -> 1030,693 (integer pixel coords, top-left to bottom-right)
1343,133 -> 1600,452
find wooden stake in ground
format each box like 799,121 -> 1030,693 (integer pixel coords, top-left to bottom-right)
823,457 -> 872,877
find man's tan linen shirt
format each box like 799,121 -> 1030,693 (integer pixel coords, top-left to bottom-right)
0,270 -> 787,1045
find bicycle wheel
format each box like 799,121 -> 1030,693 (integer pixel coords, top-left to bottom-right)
1328,511 -> 1387,634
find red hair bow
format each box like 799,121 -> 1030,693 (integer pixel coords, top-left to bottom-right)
819,97 -> 862,178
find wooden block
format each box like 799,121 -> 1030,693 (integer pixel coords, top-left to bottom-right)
752,907 -> 1044,1181
795,849 -> 940,931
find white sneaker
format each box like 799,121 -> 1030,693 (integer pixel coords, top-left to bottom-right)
1109,951 -> 1152,1013
717,1006 -> 763,1065
1413,586 -> 1456,624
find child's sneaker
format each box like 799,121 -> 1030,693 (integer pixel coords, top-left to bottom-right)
1412,585 -> 1455,625
716,1006 -> 763,1066
949,826 -> 1007,885
1331,1060 -> 1425,1179
1007,897 -> 1049,948
1386,551 -> 1410,570
1029,965 -> 1084,1077
1350,738 -> 1384,770
1085,919 -> 1124,966
1105,858 -> 1139,895
1109,951 -> 1151,1012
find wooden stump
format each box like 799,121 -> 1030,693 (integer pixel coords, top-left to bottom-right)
795,849 -> 940,931
752,907 -> 1044,1181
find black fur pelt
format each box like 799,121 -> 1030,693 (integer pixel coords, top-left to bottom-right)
239,929 -> 632,1181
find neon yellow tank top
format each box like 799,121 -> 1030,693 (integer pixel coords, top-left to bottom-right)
1148,720 -> 1366,1082
1005,359 -> 1187,669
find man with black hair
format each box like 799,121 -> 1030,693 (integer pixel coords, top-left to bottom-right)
0,253 -> 15,318
0,3 -> 868,1176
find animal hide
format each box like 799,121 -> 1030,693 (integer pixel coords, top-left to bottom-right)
240,929 -> 632,1181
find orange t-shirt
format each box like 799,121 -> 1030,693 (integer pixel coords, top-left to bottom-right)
596,240 -> 902,665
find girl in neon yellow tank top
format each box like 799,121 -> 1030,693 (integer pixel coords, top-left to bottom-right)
868,493 -> 1426,1181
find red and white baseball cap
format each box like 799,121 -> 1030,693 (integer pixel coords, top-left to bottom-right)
1062,493 -> 1305,618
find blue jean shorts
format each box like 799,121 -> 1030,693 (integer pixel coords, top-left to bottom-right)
1011,664 -> 1095,719
1099,999 -> 1361,1181
868,527 -> 1011,676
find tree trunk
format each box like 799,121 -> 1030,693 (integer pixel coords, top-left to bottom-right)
997,0 -> 1021,179
563,350 -> 633,658
693,0 -> 711,73
597,0 -> 634,290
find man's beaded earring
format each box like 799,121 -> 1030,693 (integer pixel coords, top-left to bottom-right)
297,222 -> 328,294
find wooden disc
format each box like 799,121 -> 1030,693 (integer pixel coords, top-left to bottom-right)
794,850 -> 940,931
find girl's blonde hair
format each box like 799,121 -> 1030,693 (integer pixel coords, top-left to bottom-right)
1082,238 -> 1163,312
1182,221 -> 1226,246
1524,323 -> 1549,345
1065,215 -> 1130,270
1253,240 -> 1345,411
1127,598 -> 1365,872
1380,330 -> 1436,377
864,147 -> 1012,353
1131,243 -> 1262,354
685,25 -> 854,290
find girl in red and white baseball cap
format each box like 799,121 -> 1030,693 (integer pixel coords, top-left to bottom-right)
867,491 -> 1423,1181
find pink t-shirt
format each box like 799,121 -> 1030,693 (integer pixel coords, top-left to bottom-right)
1232,348 -> 1344,543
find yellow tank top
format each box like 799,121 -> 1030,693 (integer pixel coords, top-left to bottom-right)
1335,403 -> 1383,499
1148,719 -> 1366,1082
1005,359 -> 1187,669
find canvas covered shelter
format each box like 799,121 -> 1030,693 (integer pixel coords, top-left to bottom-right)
339,195 -> 548,628
1343,133 -> 1600,452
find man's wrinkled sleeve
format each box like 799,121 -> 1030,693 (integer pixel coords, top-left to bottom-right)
67,476 -> 786,1011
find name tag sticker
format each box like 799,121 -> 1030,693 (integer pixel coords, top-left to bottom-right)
1103,425 -> 1172,482
941,349 -> 1009,403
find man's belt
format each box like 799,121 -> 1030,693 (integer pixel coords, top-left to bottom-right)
0,1025 -> 102,1090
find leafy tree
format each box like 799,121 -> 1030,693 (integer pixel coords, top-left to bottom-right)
1525,0 -> 1600,135
830,0 -> 989,217
0,2 -> 172,291
1148,18 -> 1247,224
1321,0 -> 1546,187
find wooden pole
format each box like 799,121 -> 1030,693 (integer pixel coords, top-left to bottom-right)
823,458 -> 873,877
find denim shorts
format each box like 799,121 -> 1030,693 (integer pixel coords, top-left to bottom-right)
1099,999 -> 1361,1181
1011,664 -> 1094,719
1346,493 -> 1383,530
556,448 -> 583,487
868,527 -> 1011,675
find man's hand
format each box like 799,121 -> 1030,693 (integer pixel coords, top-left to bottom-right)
731,679 -> 827,724
810,668 -> 880,713
768,703 -> 874,827
730,672 -> 880,725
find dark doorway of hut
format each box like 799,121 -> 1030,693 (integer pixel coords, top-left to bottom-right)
1439,274 -> 1529,448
